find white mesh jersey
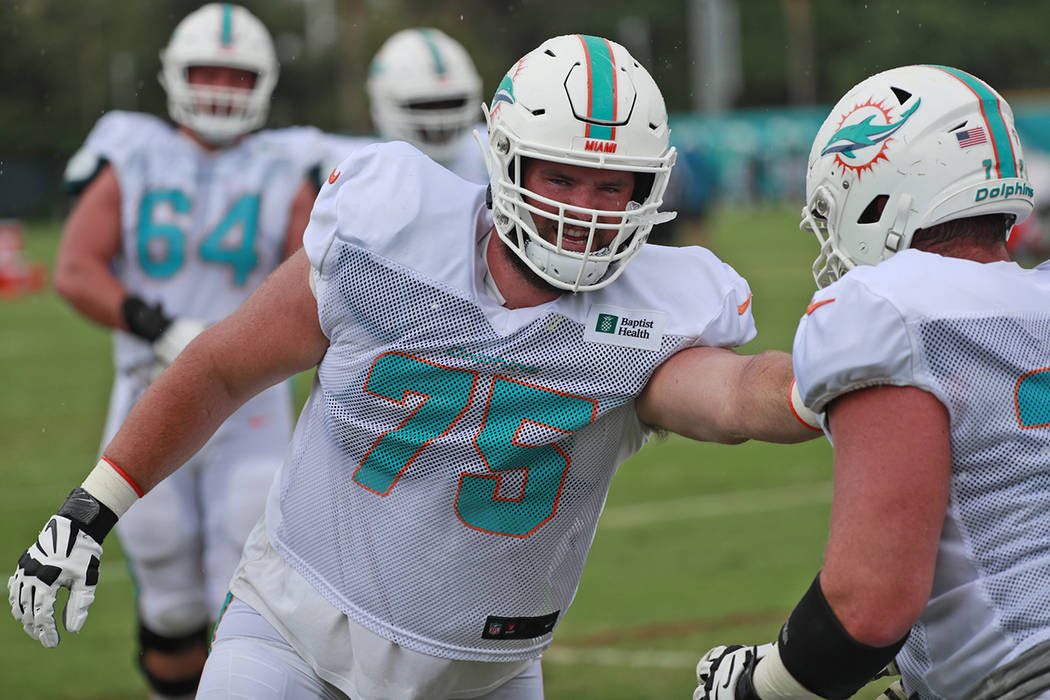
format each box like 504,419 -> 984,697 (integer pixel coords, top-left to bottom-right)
267,141 -> 755,662
319,133 -> 379,188
66,110 -> 323,373
320,126 -> 488,191
793,250 -> 1050,700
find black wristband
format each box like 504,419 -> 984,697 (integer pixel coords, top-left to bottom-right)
779,574 -> 909,699
57,487 -> 118,543
121,296 -> 171,342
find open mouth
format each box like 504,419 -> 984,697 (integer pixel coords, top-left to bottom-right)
558,224 -> 596,252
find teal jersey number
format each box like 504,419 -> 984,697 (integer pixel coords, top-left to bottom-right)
354,353 -> 477,495
138,190 -> 189,278
1016,368 -> 1050,429
137,191 -> 260,285
199,194 -> 260,285
457,378 -> 595,537
354,352 -> 597,537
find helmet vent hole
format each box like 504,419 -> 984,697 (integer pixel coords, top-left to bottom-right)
858,194 -> 890,224
545,49 -> 556,57
948,121 -> 968,132
890,86 -> 912,105
531,108 -> 546,116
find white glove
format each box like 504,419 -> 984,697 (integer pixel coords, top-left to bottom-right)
9,513 -> 103,648
876,680 -> 914,700
694,643 -> 774,700
151,317 -> 208,377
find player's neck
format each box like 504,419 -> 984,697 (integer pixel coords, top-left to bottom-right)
485,231 -> 561,309
913,240 -> 1011,264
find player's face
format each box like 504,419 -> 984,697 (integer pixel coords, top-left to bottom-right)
187,65 -> 258,90
522,159 -> 635,252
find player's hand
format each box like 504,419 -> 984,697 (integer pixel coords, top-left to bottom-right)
152,317 -> 208,373
9,512 -> 104,647
876,680 -> 917,700
693,643 -> 773,700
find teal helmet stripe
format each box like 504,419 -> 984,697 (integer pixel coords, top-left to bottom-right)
929,65 -> 1017,178
221,4 -> 233,46
578,35 -> 617,140
419,28 -> 447,76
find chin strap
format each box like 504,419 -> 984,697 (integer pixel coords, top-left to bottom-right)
478,229 -> 507,305
524,239 -> 611,291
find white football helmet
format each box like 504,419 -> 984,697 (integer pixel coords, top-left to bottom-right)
484,34 -> 677,292
802,64 -> 1033,288
366,28 -> 482,164
159,3 -> 278,145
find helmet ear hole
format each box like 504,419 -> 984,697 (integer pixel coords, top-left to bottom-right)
857,194 -> 890,224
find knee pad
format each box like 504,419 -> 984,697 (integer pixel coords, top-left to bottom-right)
138,621 -> 209,697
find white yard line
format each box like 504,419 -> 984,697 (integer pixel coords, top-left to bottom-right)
543,645 -> 698,669
599,481 -> 833,529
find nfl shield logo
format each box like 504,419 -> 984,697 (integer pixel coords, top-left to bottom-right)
488,622 -> 502,636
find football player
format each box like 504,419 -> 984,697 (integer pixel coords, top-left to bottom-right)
12,35 -> 819,699
693,65 -> 1050,700
47,4 -> 322,698
324,27 -> 488,185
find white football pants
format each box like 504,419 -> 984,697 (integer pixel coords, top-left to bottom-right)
199,598 -> 545,700
105,372 -> 292,634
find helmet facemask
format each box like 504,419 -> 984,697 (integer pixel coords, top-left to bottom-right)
482,34 -> 677,292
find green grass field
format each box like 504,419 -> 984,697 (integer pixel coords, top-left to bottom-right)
0,210 -> 892,699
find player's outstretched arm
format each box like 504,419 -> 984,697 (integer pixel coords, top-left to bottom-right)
9,249 -> 327,647
637,346 -> 821,444
107,248 -> 328,492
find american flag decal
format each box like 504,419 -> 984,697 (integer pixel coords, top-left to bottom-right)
956,127 -> 988,148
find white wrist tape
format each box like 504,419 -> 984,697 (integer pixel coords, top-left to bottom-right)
81,458 -> 142,517
790,379 -> 822,431
753,643 -> 818,700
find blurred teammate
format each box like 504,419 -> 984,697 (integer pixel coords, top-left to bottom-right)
693,65 -> 1050,700
49,4 -> 321,697
324,27 -> 487,184
12,34 -> 819,699
1006,150 -> 1050,265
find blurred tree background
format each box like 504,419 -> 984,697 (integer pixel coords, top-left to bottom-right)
2,0 -> 1049,217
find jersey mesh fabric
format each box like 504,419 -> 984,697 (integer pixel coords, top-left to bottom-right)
896,314 -> 1050,698
271,241 -> 697,662
794,253 -> 1050,699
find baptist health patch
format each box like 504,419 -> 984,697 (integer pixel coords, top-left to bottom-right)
583,304 -> 666,351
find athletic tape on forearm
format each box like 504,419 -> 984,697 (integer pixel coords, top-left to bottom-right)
81,457 -> 143,517
778,574 -> 909,700
751,644 -> 817,700
790,379 -> 822,431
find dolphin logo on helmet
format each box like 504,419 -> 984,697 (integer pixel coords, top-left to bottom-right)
821,100 -> 920,159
